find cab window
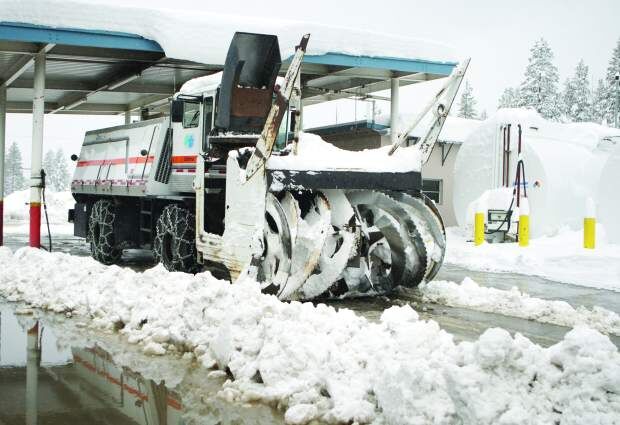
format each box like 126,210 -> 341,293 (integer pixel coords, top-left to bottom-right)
203,97 -> 214,133
183,102 -> 200,128
275,110 -> 291,151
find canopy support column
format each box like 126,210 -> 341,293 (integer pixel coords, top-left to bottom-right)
29,52 -> 45,248
124,110 -> 131,125
0,86 -> 6,246
26,322 -> 40,425
390,77 -> 399,145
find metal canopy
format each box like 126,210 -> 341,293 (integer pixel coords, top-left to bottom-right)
0,22 -> 457,115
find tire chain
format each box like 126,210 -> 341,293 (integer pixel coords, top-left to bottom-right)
88,199 -> 121,265
154,205 -> 200,273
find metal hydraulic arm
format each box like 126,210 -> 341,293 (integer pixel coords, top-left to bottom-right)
388,58 -> 470,164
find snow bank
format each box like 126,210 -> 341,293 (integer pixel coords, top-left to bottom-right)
2,0 -> 458,64
421,278 -> 620,335
1,247 -> 619,424
267,132 -> 423,172
445,226 -> 620,292
453,108 -> 620,238
3,189 -> 73,224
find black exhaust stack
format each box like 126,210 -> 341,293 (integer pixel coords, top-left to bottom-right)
215,32 -> 282,133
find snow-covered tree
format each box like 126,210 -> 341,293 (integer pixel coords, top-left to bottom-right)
53,148 -> 70,191
517,38 -> 561,120
42,148 -> 70,191
592,78 -> 608,124
562,60 -> 592,122
42,150 -> 55,187
603,37 -> 620,127
479,110 -> 488,120
457,81 -> 478,119
498,87 -> 520,109
4,142 -> 27,195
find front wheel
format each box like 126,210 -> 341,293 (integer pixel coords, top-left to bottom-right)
154,205 -> 200,273
89,199 -> 122,265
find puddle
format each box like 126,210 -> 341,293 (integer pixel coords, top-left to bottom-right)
0,302 -> 285,425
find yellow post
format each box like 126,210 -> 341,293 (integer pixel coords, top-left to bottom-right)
584,197 -> 596,249
474,202 -> 485,246
518,197 -> 529,247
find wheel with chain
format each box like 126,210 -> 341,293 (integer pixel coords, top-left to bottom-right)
154,204 -> 200,273
89,199 -> 122,265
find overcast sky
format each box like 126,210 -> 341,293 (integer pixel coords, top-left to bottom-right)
4,0 -> 620,165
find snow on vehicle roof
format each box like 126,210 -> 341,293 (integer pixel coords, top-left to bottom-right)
1,0 -> 459,65
179,73 -> 285,96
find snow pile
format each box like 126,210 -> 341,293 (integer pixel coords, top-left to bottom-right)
421,278 -> 620,335
1,247 -> 620,424
2,0 -> 458,64
445,226 -> 620,291
268,132 -> 423,172
3,189 -> 74,224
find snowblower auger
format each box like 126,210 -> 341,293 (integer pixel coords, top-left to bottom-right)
238,55 -> 468,300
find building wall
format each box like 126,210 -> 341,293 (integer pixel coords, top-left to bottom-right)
421,143 -> 461,226
318,131 -> 382,151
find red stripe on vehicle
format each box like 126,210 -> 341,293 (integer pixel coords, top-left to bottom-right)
171,155 -> 197,164
77,156 -> 154,167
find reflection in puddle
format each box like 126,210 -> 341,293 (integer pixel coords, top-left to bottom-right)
0,303 -> 284,425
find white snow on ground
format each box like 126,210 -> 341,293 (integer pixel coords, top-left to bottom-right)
3,189 -> 73,224
3,189 -> 74,235
421,278 -> 620,336
2,0 -> 458,64
445,226 -> 620,292
1,247 -> 619,424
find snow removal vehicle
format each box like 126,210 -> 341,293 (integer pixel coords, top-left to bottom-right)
68,32 -> 469,300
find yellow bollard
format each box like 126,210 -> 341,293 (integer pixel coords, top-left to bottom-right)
518,197 -> 529,247
584,197 -> 596,249
474,203 -> 485,246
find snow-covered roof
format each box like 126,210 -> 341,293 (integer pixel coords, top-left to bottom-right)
1,0 -> 459,65
408,115 -> 481,144
372,114 -> 481,144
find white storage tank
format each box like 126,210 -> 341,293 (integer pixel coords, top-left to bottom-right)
453,109 -> 620,238
598,143 -> 620,244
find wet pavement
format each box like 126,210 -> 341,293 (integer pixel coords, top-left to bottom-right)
0,302 -> 284,425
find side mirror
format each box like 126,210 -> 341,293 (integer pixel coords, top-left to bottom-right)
140,149 -> 148,156
171,100 -> 183,123
70,154 -> 78,161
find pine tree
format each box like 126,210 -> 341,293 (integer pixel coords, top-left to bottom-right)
479,110 -> 488,120
517,38 -> 561,120
457,81 -> 478,119
498,87 -> 520,109
42,149 -> 56,189
563,60 -> 592,122
604,37 -> 620,127
592,79 -> 608,124
4,142 -> 26,195
53,148 -> 69,191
